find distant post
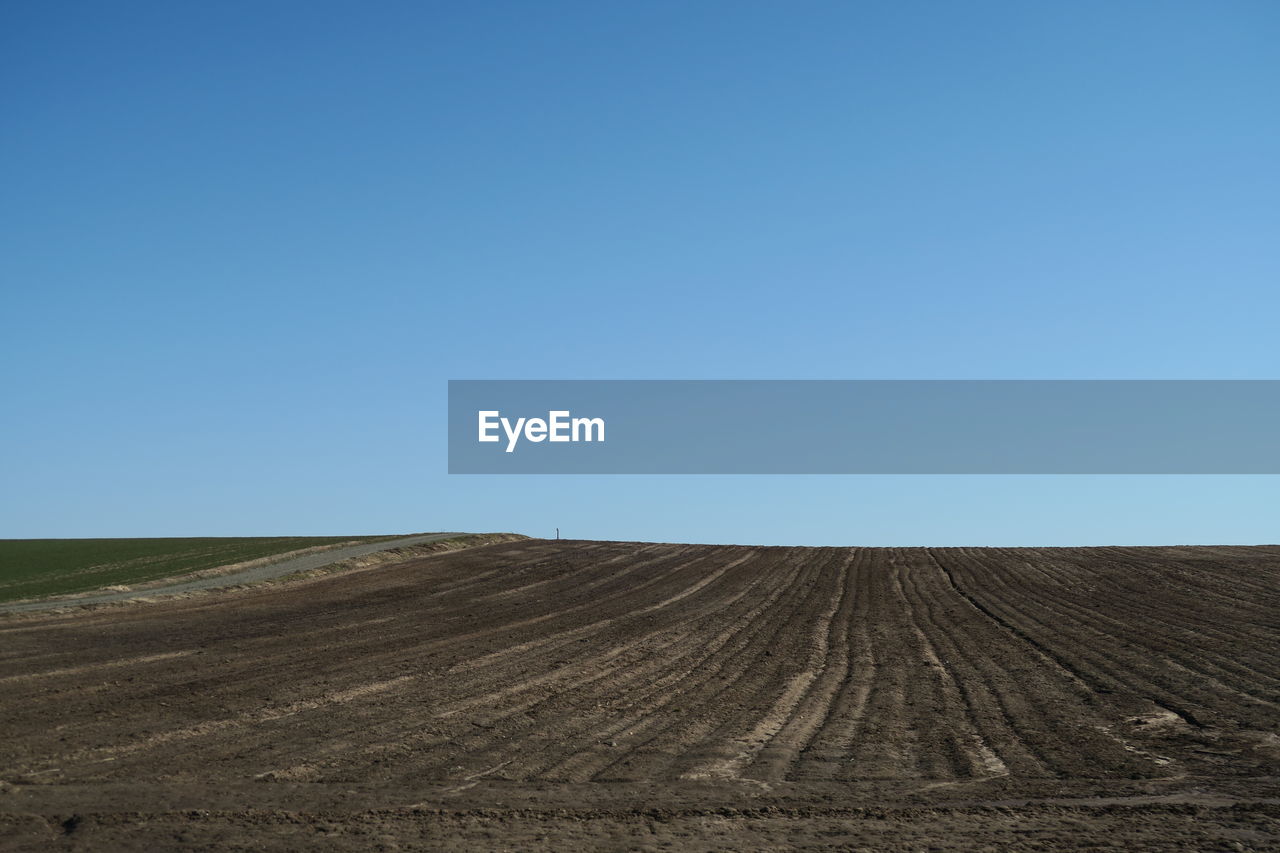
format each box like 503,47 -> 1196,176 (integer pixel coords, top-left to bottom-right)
556,528 -> 560,540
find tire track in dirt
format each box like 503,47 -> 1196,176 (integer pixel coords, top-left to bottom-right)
549,549 -> 815,782
542,547 -> 825,784
916,550 -> 1151,779
790,548 -> 878,781
683,549 -> 850,785
439,548 -> 811,784
952,547 -> 1273,728
748,550 -> 860,782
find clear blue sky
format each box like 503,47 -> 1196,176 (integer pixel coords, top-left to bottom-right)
3,1 -> 1278,545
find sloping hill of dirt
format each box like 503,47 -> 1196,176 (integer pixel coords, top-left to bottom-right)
1,539 -> 1277,850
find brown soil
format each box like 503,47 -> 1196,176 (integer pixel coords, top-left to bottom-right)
1,540 -> 1278,850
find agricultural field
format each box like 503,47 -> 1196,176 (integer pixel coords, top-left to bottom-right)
0,536 -> 401,602
1,539 -> 1278,850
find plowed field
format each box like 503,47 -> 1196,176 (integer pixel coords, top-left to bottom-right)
2,540 -> 1278,850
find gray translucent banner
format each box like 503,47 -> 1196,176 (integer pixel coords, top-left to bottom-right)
448,380 -> 1280,474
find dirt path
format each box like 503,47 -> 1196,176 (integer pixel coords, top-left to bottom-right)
0,533 -> 463,615
0,539 -> 1277,850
